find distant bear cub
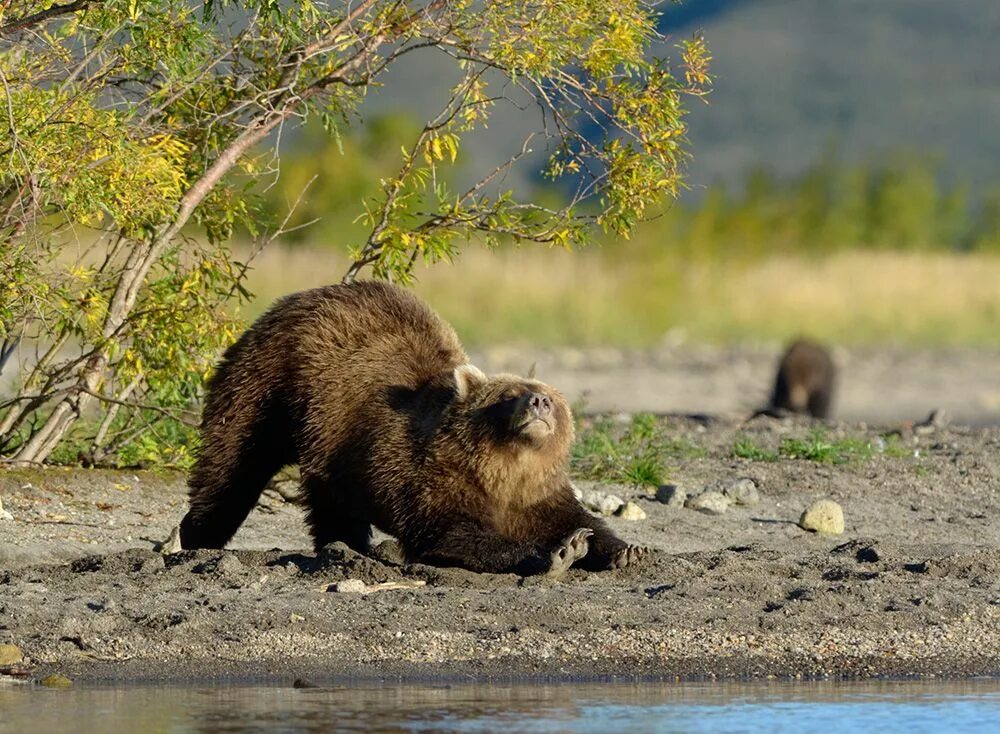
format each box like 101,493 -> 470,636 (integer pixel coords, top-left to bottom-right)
179,281 -> 644,576
769,339 -> 836,419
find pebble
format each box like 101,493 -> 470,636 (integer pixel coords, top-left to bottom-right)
655,484 -> 687,507
722,478 -> 760,506
215,554 -> 246,575
0,644 -> 24,666
318,541 -> 354,563
580,490 -> 625,516
0,496 -> 12,521
685,491 -> 731,515
332,579 -> 367,593
137,554 -> 165,574
370,539 -> 405,566
38,674 -> 73,688
799,499 -> 845,535
615,501 -> 647,521
87,598 -> 116,613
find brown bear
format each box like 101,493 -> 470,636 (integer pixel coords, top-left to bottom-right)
768,339 -> 836,419
179,281 -> 644,576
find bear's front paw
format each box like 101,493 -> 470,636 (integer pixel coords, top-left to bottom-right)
608,544 -> 649,569
548,527 -> 593,577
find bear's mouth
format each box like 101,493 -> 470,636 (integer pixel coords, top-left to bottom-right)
515,415 -> 553,440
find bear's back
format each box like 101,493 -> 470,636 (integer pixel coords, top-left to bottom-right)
281,281 -> 466,392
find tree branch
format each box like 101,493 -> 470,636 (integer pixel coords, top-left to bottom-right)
0,0 -> 99,36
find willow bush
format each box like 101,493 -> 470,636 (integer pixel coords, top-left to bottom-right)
0,0 -> 709,465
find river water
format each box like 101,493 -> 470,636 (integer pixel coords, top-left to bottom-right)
1,680 -> 999,733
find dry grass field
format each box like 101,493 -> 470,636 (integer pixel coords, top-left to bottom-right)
239,245 -> 1000,348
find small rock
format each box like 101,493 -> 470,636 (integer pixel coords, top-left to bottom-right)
192,553 -> 245,575
370,539 -> 405,566
655,484 -> 687,507
38,674 -> 73,688
332,579 -> 367,593
580,490 -> 625,516
598,494 -> 626,516
137,555 -> 165,574
914,408 -> 948,435
318,542 -> 354,563
685,491 -> 731,515
87,598 -> 116,613
215,554 -> 245,575
722,478 -> 760,506
0,496 -> 11,521
614,501 -> 647,521
0,644 -> 24,666
799,500 -> 845,535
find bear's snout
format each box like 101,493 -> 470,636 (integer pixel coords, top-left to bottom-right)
528,392 -> 552,418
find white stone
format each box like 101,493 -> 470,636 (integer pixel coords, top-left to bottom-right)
655,484 -> 687,507
723,478 -> 760,506
685,491 -> 731,515
799,499 -> 845,535
615,501 -> 647,521
580,490 -> 625,516
332,579 -> 367,593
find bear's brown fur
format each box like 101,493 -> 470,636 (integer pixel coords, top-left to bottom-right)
768,339 -> 836,419
179,281 -> 642,575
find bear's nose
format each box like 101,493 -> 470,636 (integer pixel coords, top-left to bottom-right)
528,392 -> 552,416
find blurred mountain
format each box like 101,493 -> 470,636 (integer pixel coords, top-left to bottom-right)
667,0 -> 1000,193
360,0 -> 1000,197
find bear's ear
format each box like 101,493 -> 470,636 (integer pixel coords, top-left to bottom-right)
453,363 -> 487,401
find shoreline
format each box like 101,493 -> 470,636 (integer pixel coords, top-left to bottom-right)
38,654 -> 1000,686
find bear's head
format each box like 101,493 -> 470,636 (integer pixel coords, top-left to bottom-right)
442,363 -> 574,475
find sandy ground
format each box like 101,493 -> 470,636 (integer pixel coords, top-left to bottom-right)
2,409 -> 999,683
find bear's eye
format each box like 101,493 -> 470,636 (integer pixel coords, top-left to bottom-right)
501,388 -> 520,401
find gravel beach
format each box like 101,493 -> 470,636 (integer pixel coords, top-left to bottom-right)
2,404 -> 998,684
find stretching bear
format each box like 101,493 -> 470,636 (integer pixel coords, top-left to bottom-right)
179,281 -> 644,575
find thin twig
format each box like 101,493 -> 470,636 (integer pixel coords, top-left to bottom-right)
77,386 -> 199,427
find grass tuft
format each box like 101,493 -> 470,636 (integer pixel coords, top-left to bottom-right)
733,430 -> 913,465
732,437 -> 779,462
572,413 -> 669,487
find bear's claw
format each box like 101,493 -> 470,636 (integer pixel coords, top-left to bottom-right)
608,544 -> 649,569
548,527 -> 593,577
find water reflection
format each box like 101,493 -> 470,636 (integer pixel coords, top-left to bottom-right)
1,679 -> 999,733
